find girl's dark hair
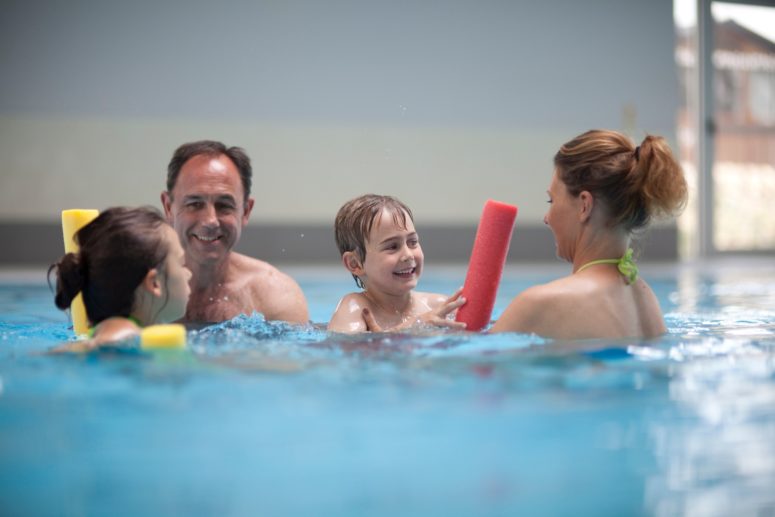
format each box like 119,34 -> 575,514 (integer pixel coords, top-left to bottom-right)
50,207 -> 168,326
554,129 -> 688,232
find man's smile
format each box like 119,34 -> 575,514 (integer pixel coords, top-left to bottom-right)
192,233 -> 222,243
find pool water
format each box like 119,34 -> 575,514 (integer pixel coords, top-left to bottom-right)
1,261 -> 774,516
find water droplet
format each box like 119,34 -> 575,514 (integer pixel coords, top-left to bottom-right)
300,233 -> 305,238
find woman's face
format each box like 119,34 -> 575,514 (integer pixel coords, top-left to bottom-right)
544,169 -> 582,262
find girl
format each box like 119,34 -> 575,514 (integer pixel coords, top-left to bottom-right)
50,206 -> 191,349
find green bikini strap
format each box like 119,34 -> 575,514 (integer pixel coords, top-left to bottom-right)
576,248 -> 638,284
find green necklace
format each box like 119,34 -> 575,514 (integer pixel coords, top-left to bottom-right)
576,248 -> 638,284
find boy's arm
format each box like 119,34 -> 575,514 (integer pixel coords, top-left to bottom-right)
327,293 -> 369,333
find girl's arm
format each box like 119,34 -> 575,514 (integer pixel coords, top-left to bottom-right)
50,317 -> 141,353
91,317 -> 141,344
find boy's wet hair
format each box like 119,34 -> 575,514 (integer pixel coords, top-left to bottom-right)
334,194 -> 414,288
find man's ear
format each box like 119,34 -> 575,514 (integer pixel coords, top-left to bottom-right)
578,191 -> 595,223
141,268 -> 163,298
242,197 -> 255,226
342,251 -> 364,276
161,191 -> 173,221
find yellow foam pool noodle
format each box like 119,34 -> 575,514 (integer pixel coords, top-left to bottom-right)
61,209 -> 99,336
140,324 -> 187,350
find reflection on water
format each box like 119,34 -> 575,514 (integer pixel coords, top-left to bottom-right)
0,261 -> 774,515
649,350 -> 775,517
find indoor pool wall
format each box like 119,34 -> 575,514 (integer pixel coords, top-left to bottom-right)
0,258 -> 774,516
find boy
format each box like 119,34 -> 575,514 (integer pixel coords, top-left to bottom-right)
328,194 -> 466,333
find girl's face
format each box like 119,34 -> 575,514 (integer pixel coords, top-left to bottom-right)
359,209 -> 424,297
156,225 -> 192,323
544,169 -> 582,262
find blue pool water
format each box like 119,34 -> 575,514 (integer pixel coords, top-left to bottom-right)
1,260 -> 774,516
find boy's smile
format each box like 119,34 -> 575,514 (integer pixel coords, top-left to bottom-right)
393,265 -> 417,278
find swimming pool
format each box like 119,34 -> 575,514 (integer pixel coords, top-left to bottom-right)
1,260 -> 774,516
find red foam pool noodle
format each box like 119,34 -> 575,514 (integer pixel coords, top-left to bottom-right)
455,200 -> 518,331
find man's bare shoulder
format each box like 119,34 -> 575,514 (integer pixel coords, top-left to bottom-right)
229,253 -> 309,323
230,253 -> 297,289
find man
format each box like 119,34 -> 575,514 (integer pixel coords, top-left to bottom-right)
161,140 -> 309,324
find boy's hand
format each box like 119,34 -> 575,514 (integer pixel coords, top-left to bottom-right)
419,288 -> 467,329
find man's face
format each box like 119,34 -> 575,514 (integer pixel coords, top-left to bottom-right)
161,154 -> 253,269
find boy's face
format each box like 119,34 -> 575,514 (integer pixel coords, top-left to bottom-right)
351,208 -> 424,296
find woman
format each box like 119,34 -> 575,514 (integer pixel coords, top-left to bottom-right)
491,129 -> 687,339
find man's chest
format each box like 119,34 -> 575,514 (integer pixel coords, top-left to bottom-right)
186,287 -> 259,321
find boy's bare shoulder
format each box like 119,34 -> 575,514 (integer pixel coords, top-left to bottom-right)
338,291 -> 369,305
335,292 -> 377,316
413,290 -> 447,306
328,291 -> 369,332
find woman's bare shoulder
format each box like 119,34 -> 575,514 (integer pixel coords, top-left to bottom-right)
490,275 -> 584,334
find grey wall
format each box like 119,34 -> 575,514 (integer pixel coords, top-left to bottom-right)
0,0 -> 679,263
